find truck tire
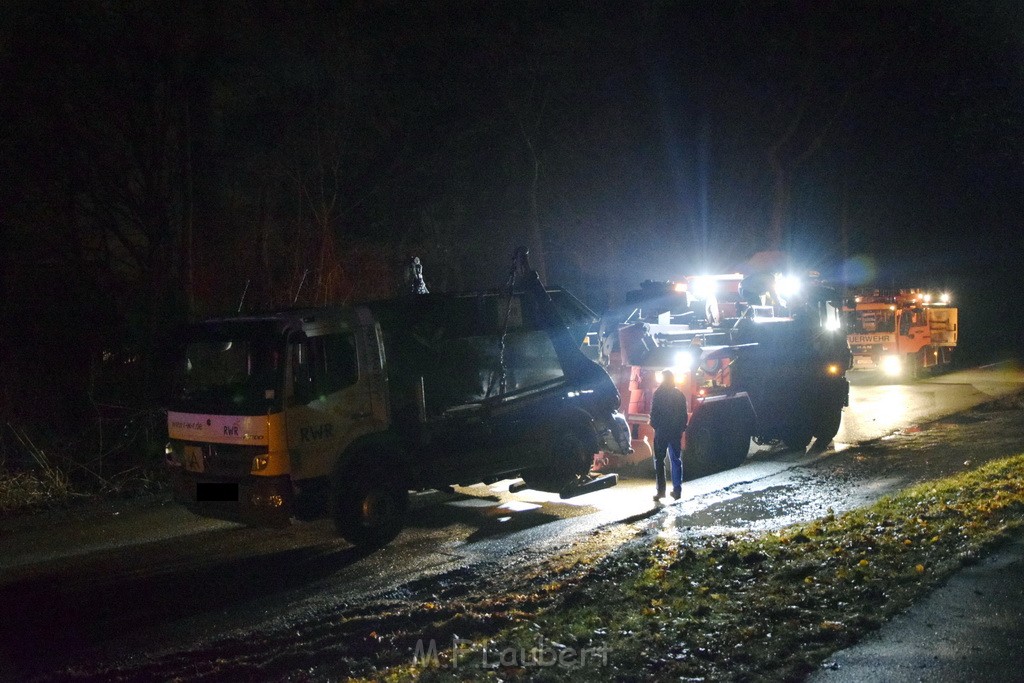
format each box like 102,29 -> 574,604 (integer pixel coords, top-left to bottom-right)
683,421 -> 719,480
523,431 -> 591,493
333,456 -> 408,548
908,352 -> 925,380
781,426 -> 813,452
683,410 -> 752,480
720,425 -> 752,470
812,404 -> 843,449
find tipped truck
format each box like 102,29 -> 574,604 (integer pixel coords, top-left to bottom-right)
165,249 -> 629,547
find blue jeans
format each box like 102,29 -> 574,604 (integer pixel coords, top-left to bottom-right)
654,433 -> 683,493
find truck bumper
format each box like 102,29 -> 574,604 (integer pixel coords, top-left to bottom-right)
172,469 -> 294,527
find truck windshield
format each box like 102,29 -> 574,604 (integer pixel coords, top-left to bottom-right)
852,310 -> 895,333
174,337 -> 284,414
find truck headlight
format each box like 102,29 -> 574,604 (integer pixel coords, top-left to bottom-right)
882,355 -> 902,376
165,442 -> 182,466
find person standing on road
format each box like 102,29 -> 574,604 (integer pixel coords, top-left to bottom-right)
650,370 -> 688,500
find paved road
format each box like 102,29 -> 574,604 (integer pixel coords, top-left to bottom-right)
836,362 -> 1024,446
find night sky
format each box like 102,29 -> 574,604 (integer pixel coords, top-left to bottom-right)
1,1 -> 1022,422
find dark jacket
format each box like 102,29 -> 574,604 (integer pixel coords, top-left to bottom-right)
650,382 -> 688,437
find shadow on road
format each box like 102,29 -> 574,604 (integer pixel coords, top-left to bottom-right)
0,538 -> 374,679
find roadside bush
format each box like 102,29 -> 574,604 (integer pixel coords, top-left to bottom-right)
0,409 -> 169,516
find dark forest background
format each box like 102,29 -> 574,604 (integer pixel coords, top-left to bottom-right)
1,1 -> 1022,474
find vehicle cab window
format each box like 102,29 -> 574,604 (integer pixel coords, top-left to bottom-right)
292,332 -> 358,405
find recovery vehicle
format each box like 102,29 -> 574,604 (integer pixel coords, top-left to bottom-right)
165,249 -> 629,547
596,269 -> 850,479
844,288 -> 958,378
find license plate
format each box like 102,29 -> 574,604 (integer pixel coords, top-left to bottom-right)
184,445 -> 205,473
854,357 -> 874,368
196,482 -> 238,502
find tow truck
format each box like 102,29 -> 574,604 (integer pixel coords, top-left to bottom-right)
596,269 -> 850,478
845,288 -> 958,378
165,249 -> 629,547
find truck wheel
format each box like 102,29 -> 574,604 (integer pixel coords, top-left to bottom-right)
908,352 -> 925,380
682,422 -> 716,480
721,425 -> 752,470
812,405 -> 843,449
781,426 -> 813,452
333,458 -> 408,548
523,431 -> 591,492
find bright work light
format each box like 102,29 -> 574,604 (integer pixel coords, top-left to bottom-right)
691,276 -> 716,299
673,350 -> 693,371
775,274 -> 802,299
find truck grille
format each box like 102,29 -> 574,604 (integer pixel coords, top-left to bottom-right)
205,444 -> 268,477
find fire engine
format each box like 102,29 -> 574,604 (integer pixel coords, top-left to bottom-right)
844,288 -> 958,378
596,270 -> 851,479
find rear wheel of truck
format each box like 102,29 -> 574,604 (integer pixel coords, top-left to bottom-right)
333,456 -> 408,548
522,431 -> 591,493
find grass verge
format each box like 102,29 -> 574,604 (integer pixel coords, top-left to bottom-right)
376,452 -> 1024,681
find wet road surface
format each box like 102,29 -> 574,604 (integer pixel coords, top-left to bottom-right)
1,362 -> 1022,679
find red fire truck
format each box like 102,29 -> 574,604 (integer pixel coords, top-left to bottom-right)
595,271 -> 850,479
845,289 -> 958,378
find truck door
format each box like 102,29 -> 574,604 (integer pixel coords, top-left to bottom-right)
286,330 -> 369,480
898,308 -> 930,354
